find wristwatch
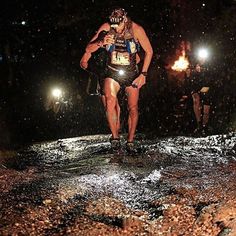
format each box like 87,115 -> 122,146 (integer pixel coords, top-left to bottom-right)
141,72 -> 148,77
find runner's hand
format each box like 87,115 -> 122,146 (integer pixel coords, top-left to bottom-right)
103,35 -> 115,45
80,61 -> 88,70
132,74 -> 146,89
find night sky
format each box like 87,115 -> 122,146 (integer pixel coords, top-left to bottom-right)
0,0 -> 236,147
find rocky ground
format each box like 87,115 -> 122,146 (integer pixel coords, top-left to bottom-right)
0,133 -> 236,235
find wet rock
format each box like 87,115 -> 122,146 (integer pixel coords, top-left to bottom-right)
43,199 -> 52,205
85,197 -> 131,217
191,204 -> 221,236
214,199 -> 236,235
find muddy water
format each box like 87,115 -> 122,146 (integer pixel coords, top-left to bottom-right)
0,133 -> 235,235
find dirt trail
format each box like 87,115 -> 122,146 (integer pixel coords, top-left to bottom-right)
0,133 -> 235,235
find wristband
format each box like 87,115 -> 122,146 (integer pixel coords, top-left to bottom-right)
141,72 -> 148,77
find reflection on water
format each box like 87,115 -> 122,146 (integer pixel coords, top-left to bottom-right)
9,133 -> 234,209
1,133 -> 236,235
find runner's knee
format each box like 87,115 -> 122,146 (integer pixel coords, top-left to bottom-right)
106,95 -> 117,112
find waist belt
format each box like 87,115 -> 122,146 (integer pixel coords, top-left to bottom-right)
107,65 -> 120,72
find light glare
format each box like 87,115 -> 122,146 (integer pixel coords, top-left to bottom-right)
52,88 -> 62,98
198,48 -> 209,60
118,70 -> 125,76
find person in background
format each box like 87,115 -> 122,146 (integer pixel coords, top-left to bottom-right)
80,7 -> 153,152
182,64 -> 212,136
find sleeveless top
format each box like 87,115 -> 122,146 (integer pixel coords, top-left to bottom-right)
105,24 -> 140,73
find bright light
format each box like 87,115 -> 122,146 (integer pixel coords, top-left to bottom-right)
52,88 -> 62,98
118,70 -> 125,76
21,21 -> 26,25
198,48 -> 209,60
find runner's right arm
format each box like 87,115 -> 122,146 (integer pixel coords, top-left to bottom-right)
80,23 -> 110,69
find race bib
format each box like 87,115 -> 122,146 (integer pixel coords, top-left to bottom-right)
111,52 -> 130,65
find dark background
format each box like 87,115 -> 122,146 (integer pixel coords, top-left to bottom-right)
0,0 -> 236,147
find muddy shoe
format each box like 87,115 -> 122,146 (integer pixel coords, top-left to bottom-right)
192,126 -> 202,137
126,142 -> 138,154
110,138 -> 121,152
201,125 -> 209,137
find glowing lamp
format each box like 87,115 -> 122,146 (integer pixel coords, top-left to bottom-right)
118,70 -> 125,76
198,48 -> 209,60
52,88 -> 62,98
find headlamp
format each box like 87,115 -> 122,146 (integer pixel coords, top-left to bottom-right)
198,48 -> 209,60
109,16 -> 124,28
52,88 -> 62,98
109,16 -> 124,24
109,8 -> 127,28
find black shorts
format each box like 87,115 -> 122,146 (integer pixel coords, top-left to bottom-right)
98,76 -> 105,95
105,65 -> 139,87
191,90 -> 212,106
200,92 -> 212,106
190,86 -> 202,95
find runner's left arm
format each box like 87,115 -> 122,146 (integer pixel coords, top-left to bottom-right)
132,24 -> 153,88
